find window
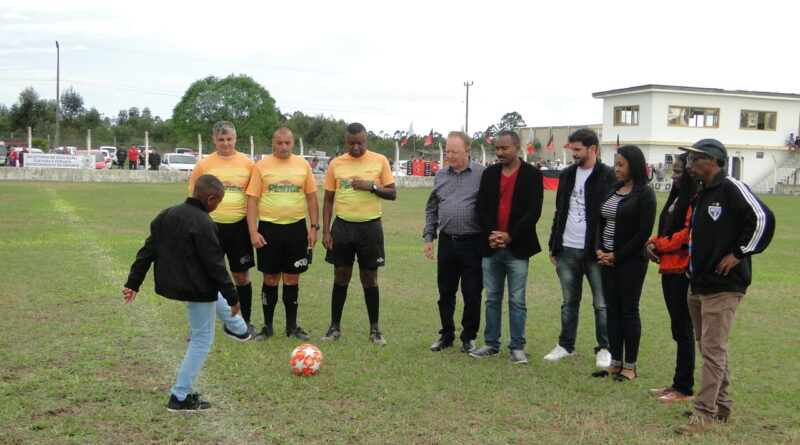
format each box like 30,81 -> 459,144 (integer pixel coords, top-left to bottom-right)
756,152 -> 764,159
740,110 -> 777,130
667,106 -> 719,128
614,106 -> 639,126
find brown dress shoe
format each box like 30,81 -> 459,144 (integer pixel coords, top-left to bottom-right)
657,391 -> 693,403
649,386 -> 675,395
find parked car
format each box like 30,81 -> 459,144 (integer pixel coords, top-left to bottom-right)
76,150 -> 110,169
159,153 -> 198,172
174,147 -> 199,156
99,146 -> 117,164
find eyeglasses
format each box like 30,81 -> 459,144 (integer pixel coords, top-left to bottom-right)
687,154 -> 710,163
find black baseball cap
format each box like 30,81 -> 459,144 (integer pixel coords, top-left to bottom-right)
678,138 -> 727,160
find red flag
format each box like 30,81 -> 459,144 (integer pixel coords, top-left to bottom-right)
423,129 -> 433,147
401,123 -> 414,146
526,141 -> 533,154
485,136 -> 492,144
545,134 -> 554,151
562,142 -> 571,149
616,134 -> 620,149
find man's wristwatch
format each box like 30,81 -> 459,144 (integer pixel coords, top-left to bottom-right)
371,184 -> 378,193
310,223 -> 320,230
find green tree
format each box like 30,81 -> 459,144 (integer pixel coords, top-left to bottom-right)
497,111 -> 526,131
172,74 -> 281,143
61,87 -> 85,121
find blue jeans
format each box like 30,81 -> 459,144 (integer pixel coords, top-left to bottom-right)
555,247 -> 608,353
215,292 -> 248,334
172,294 -> 248,401
172,301 -> 216,400
482,249 -> 529,350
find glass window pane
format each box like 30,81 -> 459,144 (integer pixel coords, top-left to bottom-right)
767,113 -> 776,130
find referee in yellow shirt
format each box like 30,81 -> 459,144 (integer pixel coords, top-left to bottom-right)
188,121 -> 256,337
245,127 -> 319,341
321,123 -> 396,345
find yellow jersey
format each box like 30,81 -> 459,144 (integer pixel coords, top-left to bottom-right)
246,154 -> 317,224
189,152 -> 254,224
323,150 -> 394,222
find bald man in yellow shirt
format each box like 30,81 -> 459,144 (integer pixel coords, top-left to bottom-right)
246,127 -> 319,341
321,123 -> 396,345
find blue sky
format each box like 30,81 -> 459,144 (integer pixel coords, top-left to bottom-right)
1,0 -> 797,136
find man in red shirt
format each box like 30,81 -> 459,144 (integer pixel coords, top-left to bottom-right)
471,130 -> 543,364
128,145 -> 139,170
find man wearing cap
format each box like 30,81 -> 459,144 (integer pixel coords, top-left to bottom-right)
675,139 -> 775,436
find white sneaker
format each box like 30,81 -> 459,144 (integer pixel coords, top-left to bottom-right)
543,344 -> 573,361
595,348 -> 612,368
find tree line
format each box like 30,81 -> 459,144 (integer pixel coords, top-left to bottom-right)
0,74 -> 530,159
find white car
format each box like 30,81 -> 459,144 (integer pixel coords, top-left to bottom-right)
99,146 -> 117,164
159,153 -> 197,172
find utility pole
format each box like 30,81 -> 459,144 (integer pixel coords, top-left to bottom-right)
463,81 -> 473,135
55,41 -> 60,150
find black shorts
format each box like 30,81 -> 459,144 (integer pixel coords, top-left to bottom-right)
256,219 -> 309,274
216,218 -> 255,272
325,217 -> 385,268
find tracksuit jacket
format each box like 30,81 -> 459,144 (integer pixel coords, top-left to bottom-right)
125,197 -> 239,306
689,170 -> 775,295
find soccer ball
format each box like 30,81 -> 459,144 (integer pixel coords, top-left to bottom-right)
289,344 -> 323,376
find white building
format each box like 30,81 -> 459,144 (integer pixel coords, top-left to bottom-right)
593,84 -> 800,192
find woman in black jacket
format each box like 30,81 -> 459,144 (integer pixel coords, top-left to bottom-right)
592,145 -> 656,381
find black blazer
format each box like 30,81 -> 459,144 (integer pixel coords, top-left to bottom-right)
595,183 -> 656,262
476,161 -> 543,259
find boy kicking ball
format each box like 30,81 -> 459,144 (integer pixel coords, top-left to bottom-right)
122,174 -> 250,411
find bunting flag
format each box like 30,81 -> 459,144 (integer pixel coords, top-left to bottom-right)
423,129 -> 433,147
400,122 -> 414,147
545,134 -> 554,151
616,134 -> 620,149
401,123 -> 415,146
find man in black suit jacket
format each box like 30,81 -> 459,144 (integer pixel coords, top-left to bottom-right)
470,130 -> 543,364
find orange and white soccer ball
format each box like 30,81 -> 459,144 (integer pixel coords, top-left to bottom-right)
289,344 -> 323,376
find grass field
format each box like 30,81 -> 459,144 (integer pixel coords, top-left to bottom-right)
1,180 -> 798,444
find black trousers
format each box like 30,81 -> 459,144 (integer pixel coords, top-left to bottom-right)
661,273 -> 695,395
601,256 -> 648,364
436,234 -> 483,343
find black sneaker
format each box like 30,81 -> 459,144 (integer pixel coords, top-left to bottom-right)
321,326 -> 341,342
469,345 -> 500,358
223,325 -> 253,342
286,325 -> 311,341
167,393 -> 211,412
255,325 -> 274,341
246,322 -> 256,336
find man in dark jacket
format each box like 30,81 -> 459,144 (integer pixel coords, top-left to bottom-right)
116,145 -> 127,169
148,147 -> 161,170
675,139 -> 775,436
544,128 -> 616,367
122,174 -> 252,412
469,130 -> 543,364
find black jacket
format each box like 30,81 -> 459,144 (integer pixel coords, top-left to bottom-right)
596,183 -> 656,263
689,170 -> 775,294
548,161 -> 616,257
125,198 -> 238,306
476,161 -> 543,259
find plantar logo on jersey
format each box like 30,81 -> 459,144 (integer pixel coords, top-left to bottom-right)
222,181 -> 245,193
268,180 -> 301,193
340,176 -> 374,190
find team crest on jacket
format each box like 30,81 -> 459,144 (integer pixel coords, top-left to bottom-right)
708,204 -> 722,221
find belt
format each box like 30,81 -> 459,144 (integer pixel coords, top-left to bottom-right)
441,232 -> 480,240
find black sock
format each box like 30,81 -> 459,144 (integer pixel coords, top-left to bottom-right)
364,286 -> 379,327
331,284 -> 348,327
236,283 -> 252,323
282,284 -> 299,330
261,284 -> 278,327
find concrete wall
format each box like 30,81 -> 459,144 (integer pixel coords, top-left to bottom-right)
0,168 -> 436,188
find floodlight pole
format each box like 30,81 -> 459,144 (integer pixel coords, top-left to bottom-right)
55,41 -> 60,150
463,81 -> 473,135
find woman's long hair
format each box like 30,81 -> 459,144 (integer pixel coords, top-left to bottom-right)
616,145 -> 648,188
657,153 -> 696,237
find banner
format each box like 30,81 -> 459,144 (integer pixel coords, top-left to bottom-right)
542,169 -> 561,190
24,153 -> 94,169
